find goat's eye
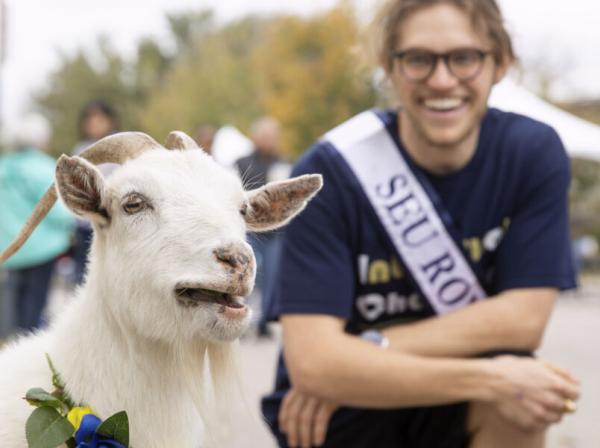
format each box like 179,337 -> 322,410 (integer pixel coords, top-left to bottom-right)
122,194 -> 148,215
240,203 -> 248,216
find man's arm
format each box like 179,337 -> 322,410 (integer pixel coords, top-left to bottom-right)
382,288 -> 557,358
283,314 -> 493,408
282,313 -> 575,409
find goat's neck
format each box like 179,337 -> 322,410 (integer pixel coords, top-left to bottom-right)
50,275 -> 207,446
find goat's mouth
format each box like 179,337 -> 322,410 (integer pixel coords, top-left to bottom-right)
174,286 -> 246,310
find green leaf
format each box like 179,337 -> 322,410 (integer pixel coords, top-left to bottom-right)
25,406 -> 75,448
45,354 -> 65,391
97,411 -> 129,447
44,353 -> 75,408
24,388 -> 64,410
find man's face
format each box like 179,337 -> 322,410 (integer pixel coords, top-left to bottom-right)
253,122 -> 282,156
390,3 -> 508,150
84,110 -> 115,141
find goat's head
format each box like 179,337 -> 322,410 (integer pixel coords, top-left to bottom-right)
0,131 -> 322,343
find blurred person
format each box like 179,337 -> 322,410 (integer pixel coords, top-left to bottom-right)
0,113 -> 74,332
261,1 -> 579,447
71,100 -> 120,285
235,117 -> 291,337
193,123 -> 218,155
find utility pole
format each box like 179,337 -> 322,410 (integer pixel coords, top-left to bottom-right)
0,0 -> 6,139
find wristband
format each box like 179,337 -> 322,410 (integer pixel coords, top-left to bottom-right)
360,329 -> 389,349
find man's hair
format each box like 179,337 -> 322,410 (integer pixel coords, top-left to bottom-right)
370,0 -> 515,74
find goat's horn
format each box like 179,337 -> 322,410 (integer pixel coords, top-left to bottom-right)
0,186 -> 57,263
78,131 -> 162,164
0,132 -> 162,264
164,131 -> 199,150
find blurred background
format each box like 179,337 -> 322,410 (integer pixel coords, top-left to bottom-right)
0,1 -> 598,447
0,1 -> 599,248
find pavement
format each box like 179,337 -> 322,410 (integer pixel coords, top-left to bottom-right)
539,286 -> 600,447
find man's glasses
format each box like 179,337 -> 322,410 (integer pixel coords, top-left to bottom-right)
392,48 -> 493,82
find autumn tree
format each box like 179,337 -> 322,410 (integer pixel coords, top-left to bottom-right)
34,37 -> 136,157
34,10 -> 216,156
254,5 -> 377,156
137,15 -> 266,139
138,3 -> 377,157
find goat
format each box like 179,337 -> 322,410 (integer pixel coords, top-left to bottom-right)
0,131 -> 322,447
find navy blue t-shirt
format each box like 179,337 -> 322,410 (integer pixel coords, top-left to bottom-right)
262,107 -> 576,435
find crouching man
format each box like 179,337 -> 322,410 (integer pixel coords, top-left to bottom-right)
261,0 -> 580,447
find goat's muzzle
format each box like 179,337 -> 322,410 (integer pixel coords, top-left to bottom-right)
213,243 -> 255,285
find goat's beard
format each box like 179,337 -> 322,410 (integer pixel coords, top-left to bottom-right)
176,340 -> 244,447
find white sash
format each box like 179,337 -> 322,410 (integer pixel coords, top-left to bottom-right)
325,111 -> 486,315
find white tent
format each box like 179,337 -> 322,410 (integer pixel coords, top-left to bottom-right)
489,78 -> 600,161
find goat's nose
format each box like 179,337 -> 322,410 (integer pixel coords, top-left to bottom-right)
214,244 -> 251,270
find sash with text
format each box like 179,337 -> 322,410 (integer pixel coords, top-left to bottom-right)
325,111 -> 486,314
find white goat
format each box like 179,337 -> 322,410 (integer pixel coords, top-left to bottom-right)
0,131 -> 322,448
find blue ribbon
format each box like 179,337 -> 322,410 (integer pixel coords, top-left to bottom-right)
75,414 -> 126,448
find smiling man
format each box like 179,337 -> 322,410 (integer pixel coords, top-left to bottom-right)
261,1 -> 579,447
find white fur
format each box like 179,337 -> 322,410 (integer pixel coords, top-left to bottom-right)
0,148 -> 318,448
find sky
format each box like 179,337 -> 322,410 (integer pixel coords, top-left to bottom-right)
0,0 -> 599,133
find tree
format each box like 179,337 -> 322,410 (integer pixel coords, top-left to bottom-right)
570,158 -> 600,240
167,10 -> 215,58
136,16 -> 266,139
137,3 -> 377,157
34,37 -> 137,157
254,5 -> 377,156
34,2 -> 378,160
34,11 -> 216,155
132,37 -> 172,104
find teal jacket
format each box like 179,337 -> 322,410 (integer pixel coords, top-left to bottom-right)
0,148 -> 74,269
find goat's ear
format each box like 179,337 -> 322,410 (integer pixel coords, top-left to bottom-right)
244,174 -> 323,232
55,155 -> 109,225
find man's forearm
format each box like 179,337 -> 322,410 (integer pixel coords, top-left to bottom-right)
285,325 -> 496,408
382,288 -> 557,357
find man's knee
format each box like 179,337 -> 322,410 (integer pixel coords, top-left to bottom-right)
467,402 -> 546,447
467,402 -> 490,434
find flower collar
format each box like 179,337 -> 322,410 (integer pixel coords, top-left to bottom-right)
24,354 -> 130,448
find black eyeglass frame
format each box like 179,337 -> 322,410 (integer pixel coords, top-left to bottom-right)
392,48 -> 494,82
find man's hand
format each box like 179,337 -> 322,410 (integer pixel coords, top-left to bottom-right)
487,356 -> 580,431
279,388 -> 338,448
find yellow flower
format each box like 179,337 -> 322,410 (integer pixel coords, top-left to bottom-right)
67,406 -> 94,430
